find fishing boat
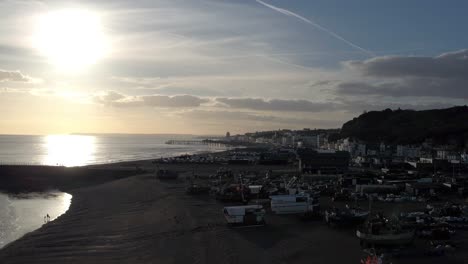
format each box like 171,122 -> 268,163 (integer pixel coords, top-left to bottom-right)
223,205 -> 266,226
357,215 -> 415,246
270,193 -> 320,216
215,183 -> 250,203
356,229 -> 415,246
325,206 -> 369,226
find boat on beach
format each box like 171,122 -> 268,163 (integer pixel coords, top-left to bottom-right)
325,206 -> 369,226
215,183 -> 251,203
357,215 -> 415,247
270,193 -> 320,216
356,229 -> 415,246
223,205 -> 266,226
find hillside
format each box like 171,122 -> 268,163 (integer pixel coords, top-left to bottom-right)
339,106 -> 468,147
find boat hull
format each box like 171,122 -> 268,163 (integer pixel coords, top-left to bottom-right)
356,230 -> 415,246
326,215 -> 368,226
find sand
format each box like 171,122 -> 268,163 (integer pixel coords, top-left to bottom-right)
0,164 -> 467,264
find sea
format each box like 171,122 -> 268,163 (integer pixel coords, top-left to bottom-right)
0,134 -> 225,248
0,192 -> 72,249
0,134 -> 227,166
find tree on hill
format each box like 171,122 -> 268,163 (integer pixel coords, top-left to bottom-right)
339,106 -> 468,148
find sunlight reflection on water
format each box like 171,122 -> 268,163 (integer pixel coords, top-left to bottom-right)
0,192 -> 72,248
0,134 -> 227,166
43,135 -> 96,167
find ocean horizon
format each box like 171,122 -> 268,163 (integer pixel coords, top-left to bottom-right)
0,134 -> 227,167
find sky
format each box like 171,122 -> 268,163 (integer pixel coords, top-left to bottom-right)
0,0 -> 467,135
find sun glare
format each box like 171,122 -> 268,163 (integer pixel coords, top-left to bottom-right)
43,135 -> 96,167
33,9 -> 108,71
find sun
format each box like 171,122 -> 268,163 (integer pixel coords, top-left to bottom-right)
33,9 -> 108,71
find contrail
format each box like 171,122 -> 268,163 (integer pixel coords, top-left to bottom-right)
256,0 -> 375,57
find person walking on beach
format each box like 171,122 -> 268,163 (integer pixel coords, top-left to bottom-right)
47,214 -> 50,222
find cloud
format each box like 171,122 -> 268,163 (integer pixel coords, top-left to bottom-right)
96,90 -> 126,102
216,97 -> 337,112
309,80 -> 338,88
345,49 -> 468,79
94,91 -> 209,108
336,49 -> 468,99
179,109 -> 342,129
0,70 -> 34,82
142,94 -> 208,107
335,79 -> 468,98
339,99 -> 457,113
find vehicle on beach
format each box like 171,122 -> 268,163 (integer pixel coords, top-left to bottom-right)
270,193 -> 320,216
223,205 -> 266,226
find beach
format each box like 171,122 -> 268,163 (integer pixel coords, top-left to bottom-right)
0,161 -> 467,264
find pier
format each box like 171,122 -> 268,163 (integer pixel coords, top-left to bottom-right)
165,139 -> 230,148
165,140 -> 210,145
166,139 -> 261,148
165,139 -> 249,147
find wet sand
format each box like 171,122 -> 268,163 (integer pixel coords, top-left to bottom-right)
0,164 -> 467,264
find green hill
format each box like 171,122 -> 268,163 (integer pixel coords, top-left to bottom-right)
340,106 -> 468,147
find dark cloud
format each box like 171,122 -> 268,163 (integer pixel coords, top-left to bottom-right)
339,99 -> 457,113
216,97 -> 336,112
337,49 -> 468,99
336,78 -> 468,98
0,70 -> 33,82
180,110 -> 342,128
345,49 -> 468,79
94,91 -> 208,108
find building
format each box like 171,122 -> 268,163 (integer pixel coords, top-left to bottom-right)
462,153 -> 468,164
297,148 -> 350,174
281,135 -> 294,146
355,143 -> 366,157
396,145 -> 421,158
405,182 -> 442,196
298,135 -> 319,148
379,142 -> 386,153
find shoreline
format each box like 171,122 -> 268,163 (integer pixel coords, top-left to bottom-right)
0,145 -> 232,168
0,191 -> 72,250
0,146 -> 259,193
